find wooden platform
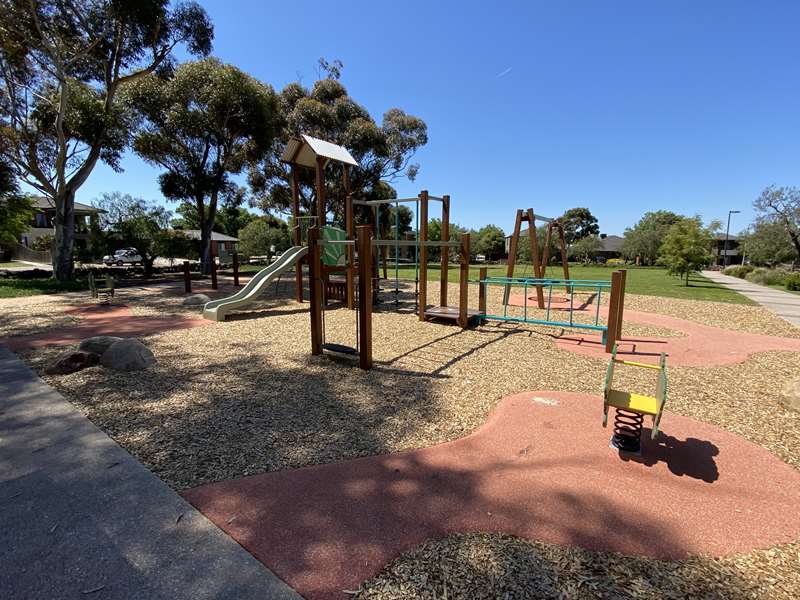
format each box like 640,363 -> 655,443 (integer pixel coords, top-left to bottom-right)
423,305 -> 482,323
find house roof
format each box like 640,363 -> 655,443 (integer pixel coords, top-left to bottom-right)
30,196 -> 105,213
713,233 -> 740,241
281,134 -> 359,169
599,235 -> 624,252
180,230 -> 239,242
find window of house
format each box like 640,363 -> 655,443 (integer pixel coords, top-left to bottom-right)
34,213 -> 50,228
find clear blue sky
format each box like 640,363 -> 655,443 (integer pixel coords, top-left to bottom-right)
77,0 -> 800,236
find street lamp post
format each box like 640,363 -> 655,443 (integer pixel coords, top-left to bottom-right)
723,210 -> 741,268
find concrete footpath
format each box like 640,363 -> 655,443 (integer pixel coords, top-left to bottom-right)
702,270 -> 800,327
0,346 -> 301,600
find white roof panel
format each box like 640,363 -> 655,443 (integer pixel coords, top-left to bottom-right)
281,134 -> 358,168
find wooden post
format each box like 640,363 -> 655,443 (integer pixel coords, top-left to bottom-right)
503,209 -> 523,305
210,256 -> 218,290
440,194 -> 450,306
308,227 -> 323,355
315,156 -> 327,226
232,253 -> 239,286
615,269 -> 627,340
541,222 -> 552,278
418,190 -> 429,321
526,208 -> 545,308
458,233 -> 470,328
291,165 -> 303,302
478,266 -> 488,323
343,166 -> 355,310
557,224 -> 571,282
605,270 -> 622,353
357,225 -> 373,370
183,261 -> 191,294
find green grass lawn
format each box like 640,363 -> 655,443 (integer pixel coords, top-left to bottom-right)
0,278 -> 87,298
386,264 -> 752,304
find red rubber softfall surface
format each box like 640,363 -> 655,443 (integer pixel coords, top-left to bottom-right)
183,391 -> 800,600
1,303 -> 210,351
505,293 -> 800,366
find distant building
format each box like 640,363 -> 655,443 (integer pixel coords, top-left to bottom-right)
180,230 -> 239,263
17,196 -> 104,250
711,233 -> 742,266
595,234 -> 624,260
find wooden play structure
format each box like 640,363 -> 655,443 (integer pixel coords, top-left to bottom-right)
503,208 -> 570,307
294,135 -> 625,370
284,135 -> 474,318
282,134 -> 359,309
603,344 -> 669,453
308,221 -> 477,369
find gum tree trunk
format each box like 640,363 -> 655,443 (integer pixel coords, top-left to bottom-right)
52,189 -> 76,281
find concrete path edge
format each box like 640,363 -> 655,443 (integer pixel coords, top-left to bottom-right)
0,346 -> 302,600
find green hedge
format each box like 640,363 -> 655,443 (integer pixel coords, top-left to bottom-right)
723,265 -> 754,278
786,273 -> 800,292
745,268 -> 788,286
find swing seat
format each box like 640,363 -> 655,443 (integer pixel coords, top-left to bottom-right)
322,343 -> 358,355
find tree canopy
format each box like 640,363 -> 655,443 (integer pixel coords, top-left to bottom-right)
474,225 -> 506,261
569,235 -> 602,263
124,57 -> 281,271
238,218 -> 290,259
739,220 -> 797,266
0,159 -> 35,250
753,186 -> 800,263
621,210 -> 683,265
248,61 -> 427,225
0,0 -> 213,280
658,217 -> 714,284
559,207 -> 599,244
95,191 -> 192,276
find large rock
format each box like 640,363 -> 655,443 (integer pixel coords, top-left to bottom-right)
183,293 -> 211,306
79,335 -> 123,355
100,339 -> 156,371
783,378 -> 800,411
45,350 -> 100,375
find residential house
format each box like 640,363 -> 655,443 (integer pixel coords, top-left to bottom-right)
18,197 -> 104,248
181,230 -> 239,264
596,234 -> 624,261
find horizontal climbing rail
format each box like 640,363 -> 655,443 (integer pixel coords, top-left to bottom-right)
475,275 -> 614,343
317,239 -> 462,248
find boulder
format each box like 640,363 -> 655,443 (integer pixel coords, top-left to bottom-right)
44,350 -> 99,375
100,339 -> 156,371
78,335 -> 123,355
183,293 -> 211,306
783,378 -> 800,411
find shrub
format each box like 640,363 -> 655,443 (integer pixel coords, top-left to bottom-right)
745,268 -> 788,286
723,265 -> 753,278
786,273 -> 800,291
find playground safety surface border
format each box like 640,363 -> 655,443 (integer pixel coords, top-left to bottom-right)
183,390 -> 800,600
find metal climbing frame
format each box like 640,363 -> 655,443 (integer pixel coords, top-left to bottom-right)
478,276 -> 613,342
474,270 -> 626,351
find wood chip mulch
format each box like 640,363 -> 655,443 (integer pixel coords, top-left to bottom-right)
12,279 -> 800,600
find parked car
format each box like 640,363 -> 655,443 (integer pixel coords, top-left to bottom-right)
103,248 -> 142,266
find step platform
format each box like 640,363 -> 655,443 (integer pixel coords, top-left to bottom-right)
423,305 -> 483,325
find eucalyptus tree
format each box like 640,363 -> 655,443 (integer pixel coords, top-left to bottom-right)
248,60 -> 428,226
0,0 -> 213,280
125,58 -> 281,271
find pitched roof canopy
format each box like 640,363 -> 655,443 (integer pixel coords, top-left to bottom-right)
281,134 -> 358,169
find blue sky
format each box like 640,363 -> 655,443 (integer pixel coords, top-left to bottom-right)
76,0 -> 800,236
